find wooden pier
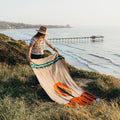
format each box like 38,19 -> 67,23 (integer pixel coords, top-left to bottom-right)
24,36 -> 104,44
47,36 -> 104,43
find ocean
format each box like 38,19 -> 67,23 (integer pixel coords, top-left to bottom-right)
1,26 -> 120,79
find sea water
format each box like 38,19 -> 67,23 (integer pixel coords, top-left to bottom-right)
1,26 -> 120,79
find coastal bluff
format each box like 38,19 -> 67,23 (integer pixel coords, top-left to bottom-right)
0,33 -> 120,120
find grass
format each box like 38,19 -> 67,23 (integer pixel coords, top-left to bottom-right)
0,64 -> 120,120
0,33 -> 120,120
68,65 -> 120,101
0,33 -> 28,65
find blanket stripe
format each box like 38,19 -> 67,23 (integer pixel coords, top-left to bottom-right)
31,55 -> 64,69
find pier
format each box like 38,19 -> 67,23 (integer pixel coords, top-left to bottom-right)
24,36 -> 104,44
47,36 -> 104,43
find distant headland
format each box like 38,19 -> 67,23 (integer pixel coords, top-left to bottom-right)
0,21 -> 71,29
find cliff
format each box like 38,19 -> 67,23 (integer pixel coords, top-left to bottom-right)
0,33 -> 120,120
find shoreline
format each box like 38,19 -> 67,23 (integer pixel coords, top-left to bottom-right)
0,29 -> 9,32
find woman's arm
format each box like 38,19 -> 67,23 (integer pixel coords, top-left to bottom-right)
45,39 -> 69,72
27,44 -> 33,62
45,39 -> 59,54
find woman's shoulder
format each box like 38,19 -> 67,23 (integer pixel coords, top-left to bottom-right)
30,37 -> 38,45
44,38 -> 48,41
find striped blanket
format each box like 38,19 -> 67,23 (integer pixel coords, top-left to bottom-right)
30,53 -> 99,107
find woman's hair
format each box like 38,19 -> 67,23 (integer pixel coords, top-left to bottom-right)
33,32 -> 45,38
33,32 -> 45,47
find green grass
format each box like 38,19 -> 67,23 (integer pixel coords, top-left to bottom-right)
68,65 -> 120,101
0,63 -> 120,120
0,33 -> 28,65
0,33 -> 120,120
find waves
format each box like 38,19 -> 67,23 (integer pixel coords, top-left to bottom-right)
53,46 -> 96,71
53,43 -> 120,79
65,44 -> 86,51
113,54 -> 120,58
89,53 -> 120,67
67,51 -> 120,72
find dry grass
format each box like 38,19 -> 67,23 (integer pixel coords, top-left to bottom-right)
1,96 -> 120,120
0,63 -> 120,120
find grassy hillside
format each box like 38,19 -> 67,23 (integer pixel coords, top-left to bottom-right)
0,33 -> 28,65
0,33 -> 51,65
0,33 -> 120,120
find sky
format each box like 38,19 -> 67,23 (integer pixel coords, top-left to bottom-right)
0,0 -> 120,26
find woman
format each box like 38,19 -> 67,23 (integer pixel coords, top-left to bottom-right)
27,26 -> 68,86
27,26 -> 59,62
27,26 -> 60,86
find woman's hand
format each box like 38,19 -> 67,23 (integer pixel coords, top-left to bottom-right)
53,48 -> 60,55
27,56 -> 32,62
